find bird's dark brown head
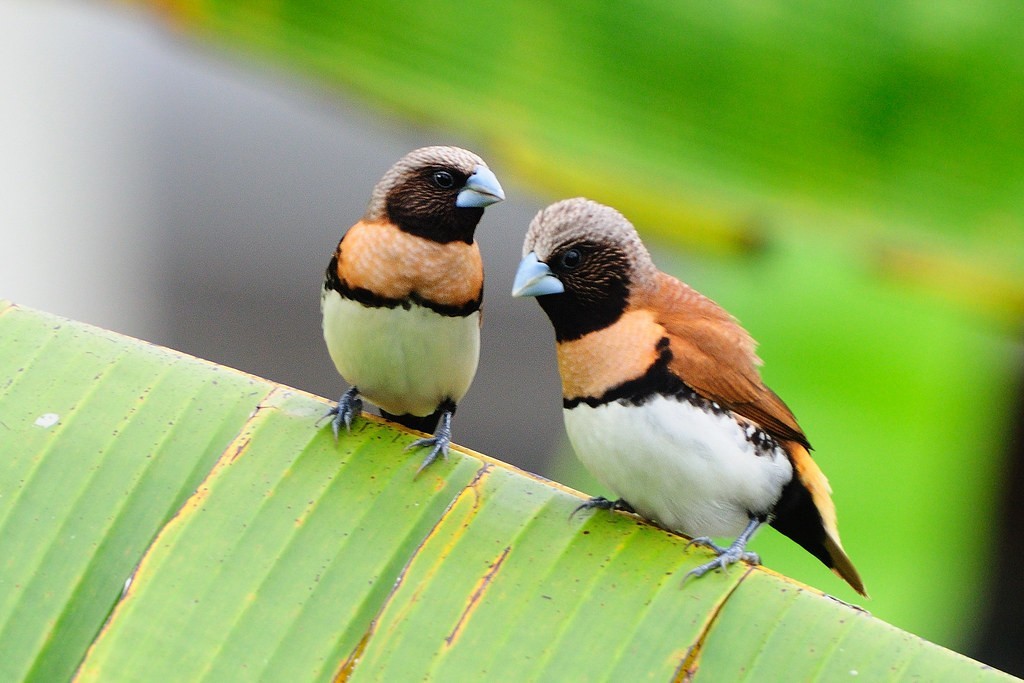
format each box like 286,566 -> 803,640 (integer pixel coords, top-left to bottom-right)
513,198 -> 657,342
365,146 -> 504,244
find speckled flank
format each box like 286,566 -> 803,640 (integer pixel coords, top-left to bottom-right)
564,395 -> 794,537
338,221 -> 483,308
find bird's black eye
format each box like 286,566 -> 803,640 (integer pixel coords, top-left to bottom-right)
432,171 -> 455,189
559,248 -> 583,270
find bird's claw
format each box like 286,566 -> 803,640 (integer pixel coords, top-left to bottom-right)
406,408 -> 453,475
685,536 -> 728,555
685,532 -> 761,583
570,496 -> 635,519
685,546 -> 761,582
407,434 -> 451,475
322,387 -> 362,440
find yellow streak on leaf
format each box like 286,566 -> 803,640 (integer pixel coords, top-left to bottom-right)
444,545 -> 511,648
672,565 -> 756,683
332,463 -> 492,681
334,629 -> 371,683
72,385 -> 283,681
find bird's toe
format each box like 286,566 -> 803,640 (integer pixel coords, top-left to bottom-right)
570,497 -> 635,519
685,536 -> 727,554
323,387 -> 362,440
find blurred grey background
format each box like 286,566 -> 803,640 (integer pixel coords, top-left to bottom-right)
0,1 -> 563,473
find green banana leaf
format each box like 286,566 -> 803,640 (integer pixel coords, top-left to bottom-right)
0,301 -> 1015,681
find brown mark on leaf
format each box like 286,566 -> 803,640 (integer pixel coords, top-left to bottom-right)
465,462 -> 491,512
70,384 -> 281,680
445,545 -> 512,647
331,461 -> 491,681
228,435 -> 252,464
334,629 -> 372,683
672,565 -> 755,683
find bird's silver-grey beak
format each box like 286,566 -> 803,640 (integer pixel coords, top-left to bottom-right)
512,252 -> 565,297
456,165 -> 505,208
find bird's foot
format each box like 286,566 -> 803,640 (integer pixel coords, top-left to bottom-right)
685,544 -> 761,582
406,408 -> 453,475
684,536 -> 729,555
684,518 -> 762,583
570,496 -> 636,519
321,387 -> 362,439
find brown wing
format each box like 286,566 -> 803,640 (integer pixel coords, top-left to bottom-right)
637,272 -> 810,448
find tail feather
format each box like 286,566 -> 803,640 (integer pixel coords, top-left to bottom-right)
824,534 -> 866,597
772,441 -> 867,596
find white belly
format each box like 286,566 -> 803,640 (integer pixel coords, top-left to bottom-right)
321,291 -> 480,416
563,395 -> 793,538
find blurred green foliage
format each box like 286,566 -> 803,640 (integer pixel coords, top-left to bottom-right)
147,0 -> 1022,653
165,0 -> 1024,297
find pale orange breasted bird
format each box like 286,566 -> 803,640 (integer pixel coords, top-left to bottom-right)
321,146 -> 504,472
512,198 -> 864,595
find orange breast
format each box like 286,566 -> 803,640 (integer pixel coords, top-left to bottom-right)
337,220 -> 483,307
556,309 -> 665,401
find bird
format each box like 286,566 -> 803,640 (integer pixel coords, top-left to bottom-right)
321,145 -> 504,472
511,197 -> 865,595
